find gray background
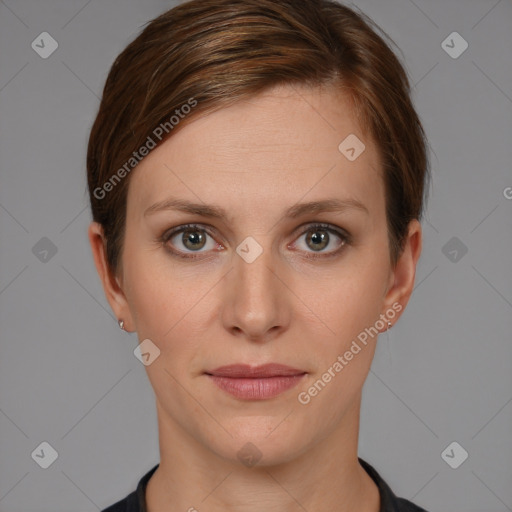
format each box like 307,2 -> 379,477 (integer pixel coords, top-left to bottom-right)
0,0 -> 511,511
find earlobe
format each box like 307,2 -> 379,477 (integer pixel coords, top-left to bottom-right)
382,219 -> 423,323
88,221 -> 134,331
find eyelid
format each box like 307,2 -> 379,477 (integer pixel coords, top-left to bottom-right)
161,222 -> 351,258
291,221 -> 351,242
288,222 -> 351,258
159,223 -> 222,250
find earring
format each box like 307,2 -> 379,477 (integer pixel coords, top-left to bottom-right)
386,321 -> 393,366
118,319 -> 125,331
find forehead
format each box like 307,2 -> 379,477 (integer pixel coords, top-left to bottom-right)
127,84 -> 384,224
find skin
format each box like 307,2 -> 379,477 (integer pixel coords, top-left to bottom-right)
89,84 -> 422,512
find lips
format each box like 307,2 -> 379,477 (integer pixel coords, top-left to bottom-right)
205,364 -> 307,400
206,363 -> 306,378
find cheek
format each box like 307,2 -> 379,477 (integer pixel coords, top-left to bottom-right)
297,267 -> 385,406
123,250 -> 216,357
307,258 -> 385,337
122,247 -> 179,334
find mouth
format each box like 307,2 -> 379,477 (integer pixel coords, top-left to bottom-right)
205,364 -> 307,400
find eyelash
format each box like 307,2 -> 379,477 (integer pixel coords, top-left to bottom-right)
160,223 -> 352,261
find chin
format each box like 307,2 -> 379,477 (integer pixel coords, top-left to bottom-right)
205,417 -> 310,469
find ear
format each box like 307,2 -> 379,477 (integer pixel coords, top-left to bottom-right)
381,219 -> 423,326
88,221 -> 134,332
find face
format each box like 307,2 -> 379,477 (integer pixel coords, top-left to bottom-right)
90,84 -> 421,467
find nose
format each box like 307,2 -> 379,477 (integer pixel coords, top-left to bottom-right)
221,239 -> 291,343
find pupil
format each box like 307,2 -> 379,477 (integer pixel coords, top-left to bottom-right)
184,229 -> 205,250
308,230 -> 328,251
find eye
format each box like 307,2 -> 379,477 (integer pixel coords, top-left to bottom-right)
162,224 -> 221,259
291,223 -> 351,259
161,222 -> 351,260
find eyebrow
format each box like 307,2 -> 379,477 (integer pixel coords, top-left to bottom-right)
144,197 -> 369,220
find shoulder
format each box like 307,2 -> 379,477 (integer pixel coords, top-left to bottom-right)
358,457 -> 431,512
101,464 -> 159,512
394,496 -> 430,511
101,490 -> 138,512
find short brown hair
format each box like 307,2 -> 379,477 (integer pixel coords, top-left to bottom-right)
87,0 -> 430,275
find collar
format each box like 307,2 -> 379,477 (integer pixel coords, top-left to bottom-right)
132,457 -> 427,512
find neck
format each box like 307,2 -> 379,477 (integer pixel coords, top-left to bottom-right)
146,396 -> 380,512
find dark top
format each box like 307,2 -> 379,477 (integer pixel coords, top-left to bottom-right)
102,457 -> 429,512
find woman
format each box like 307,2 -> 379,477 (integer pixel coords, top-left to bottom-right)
87,0 -> 431,510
